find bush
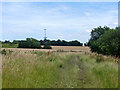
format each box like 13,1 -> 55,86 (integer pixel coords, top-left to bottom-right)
18,38 -> 41,49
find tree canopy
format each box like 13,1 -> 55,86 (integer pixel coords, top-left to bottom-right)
18,38 -> 41,49
2,38 -> 83,49
88,26 -> 120,57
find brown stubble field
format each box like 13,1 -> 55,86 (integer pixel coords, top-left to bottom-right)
2,46 -> 90,53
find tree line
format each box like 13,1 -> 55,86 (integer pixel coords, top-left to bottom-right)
1,39 -> 83,49
2,25 -> 120,57
86,26 -> 120,57
40,39 -> 83,46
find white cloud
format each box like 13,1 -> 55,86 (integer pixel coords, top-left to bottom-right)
2,2 -> 118,42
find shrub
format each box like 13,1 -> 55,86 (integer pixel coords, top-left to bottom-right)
18,38 -> 41,49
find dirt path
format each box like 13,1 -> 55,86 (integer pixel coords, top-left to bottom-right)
75,56 -> 86,88
58,55 -> 86,88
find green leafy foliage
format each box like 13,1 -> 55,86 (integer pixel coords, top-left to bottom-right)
2,44 -> 18,48
40,39 -> 83,46
18,38 -> 41,49
2,38 -> 83,49
88,26 -> 120,57
88,26 -> 110,52
97,29 -> 120,56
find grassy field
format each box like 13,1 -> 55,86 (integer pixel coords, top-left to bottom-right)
2,46 -> 118,88
2,44 -> 18,48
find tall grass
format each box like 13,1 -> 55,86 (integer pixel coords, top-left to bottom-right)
81,54 -> 118,88
2,49 -> 118,88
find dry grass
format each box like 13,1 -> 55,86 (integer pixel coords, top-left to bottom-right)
51,46 -> 90,52
2,46 -> 90,52
2,47 -> 118,88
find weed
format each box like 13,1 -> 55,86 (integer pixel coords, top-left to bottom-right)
49,58 -> 55,62
1,49 -> 7,55
8,50 -> 13,54
31,51 -> 44,56
57,49 -> 64,52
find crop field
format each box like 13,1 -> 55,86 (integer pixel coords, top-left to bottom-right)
2,46 -> 90,52
1,46 -> 118,88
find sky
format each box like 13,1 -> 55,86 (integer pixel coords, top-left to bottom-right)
2,0 -> 120,2
2,2 -> 118,43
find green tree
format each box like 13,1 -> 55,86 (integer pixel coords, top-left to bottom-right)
88,26 -> 110,52
18,38 -> 41,49
97,29 -> 120,56
88,26 -> 120,57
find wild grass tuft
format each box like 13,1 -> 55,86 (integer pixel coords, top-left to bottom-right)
96,54 -> 104,63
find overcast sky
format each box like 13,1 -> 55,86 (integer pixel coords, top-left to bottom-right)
2,2 -> 118,43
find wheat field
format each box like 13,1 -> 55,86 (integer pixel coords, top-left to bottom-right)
2,46 -> 90,53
